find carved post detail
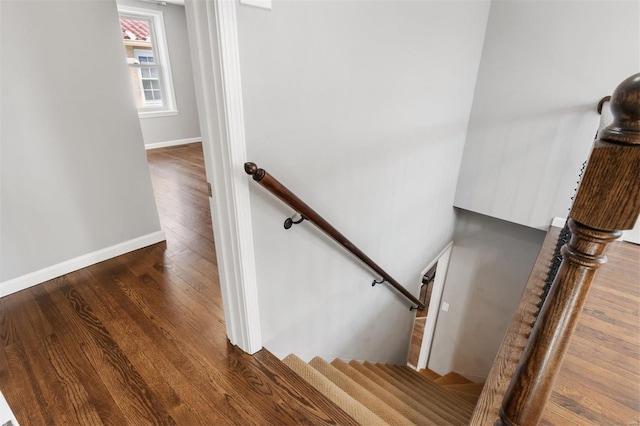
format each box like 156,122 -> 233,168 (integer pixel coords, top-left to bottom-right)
499,73 -> 640,426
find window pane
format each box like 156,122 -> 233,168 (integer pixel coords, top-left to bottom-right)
139,55 -> 156,65
119,11 -> 174,111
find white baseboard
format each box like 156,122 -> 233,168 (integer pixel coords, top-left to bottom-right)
0,231 -> 166,298
0,391 -> 18,426
145,137 -> 201,150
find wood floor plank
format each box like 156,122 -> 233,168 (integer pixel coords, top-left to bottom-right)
67,269 -> 245,426
2,342 -> 55,425
0,143 -> 354,425
37,280 -> 177,425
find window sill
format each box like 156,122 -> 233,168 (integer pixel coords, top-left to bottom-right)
139,110 -> 179,119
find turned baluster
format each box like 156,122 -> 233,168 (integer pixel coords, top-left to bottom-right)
498,73 -> 640,425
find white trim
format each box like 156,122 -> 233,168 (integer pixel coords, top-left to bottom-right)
415,241 -> 454,370
145,137 -> 202,150
0,231 -> 166,298
139,110 -> 179,118
185,0 -> 262,353
118,5 -> 178,115
0,392 -> 18,426
551,217 -> 566,228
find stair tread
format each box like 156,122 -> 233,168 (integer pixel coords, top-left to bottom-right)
418,368 -> 442,381
283,353 -> 479,426
310,358 -> 415,425
249,350 -> 361,425
447,389 -> 480,405
334,360 -> 455,425
379,365 -> 472,425
366,363 -> 473,424
434,372 -> 473,386
392,365 -> 477,414
443,382 -> 485,395
282,355 -> 385,425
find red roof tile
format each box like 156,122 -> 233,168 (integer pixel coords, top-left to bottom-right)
120,18 -> 150,41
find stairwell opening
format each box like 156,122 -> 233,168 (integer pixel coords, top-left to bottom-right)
406,242 -> 453,371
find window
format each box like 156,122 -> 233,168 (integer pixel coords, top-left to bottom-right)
118,6 -> 177,118
135,49 -> 162,103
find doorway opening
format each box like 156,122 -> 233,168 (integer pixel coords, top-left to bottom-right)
407,242 -> 453,370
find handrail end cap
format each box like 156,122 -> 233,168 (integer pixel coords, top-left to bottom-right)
244,162 -> 258,176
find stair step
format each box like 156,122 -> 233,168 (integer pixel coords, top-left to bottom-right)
332,359 -> 444,424
282,355 -> 385,425
392,366 -> 476,415
284,354 -> 479,426
385,366 -> 474,425
442,382 -> 485,405
443,382 -> 485,396
446,389 -> 480,405
335,360 -> 453,425
418,368 -> 442,381
309,357 -> 412,426
434,372 -> 473,386
364,362 -> 473,424
375,363 -> 476,415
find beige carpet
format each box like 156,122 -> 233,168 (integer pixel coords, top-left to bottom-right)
283,355 -> 478,425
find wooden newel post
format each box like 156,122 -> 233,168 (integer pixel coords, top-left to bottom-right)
498,73 -> 640,426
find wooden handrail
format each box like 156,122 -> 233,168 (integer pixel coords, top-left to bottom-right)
498,73 -> 640,425
597,95 -> 611,114
244,162 -> 426,310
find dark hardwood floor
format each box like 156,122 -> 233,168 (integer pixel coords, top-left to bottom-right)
0,143 -> 355,425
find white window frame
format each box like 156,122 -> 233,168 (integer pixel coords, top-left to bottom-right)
134,49 -> 163,105
118,5 -> 178,118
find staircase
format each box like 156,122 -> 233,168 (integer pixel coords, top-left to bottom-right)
283,354 -> 481,425
421,370 -> 485,405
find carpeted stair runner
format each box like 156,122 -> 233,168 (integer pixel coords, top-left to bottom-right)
442,383 -> 485,404
283,354 -> 477,425
434,372 -> 472,385
333,359 -> 448,425
282,355 -> 386,425
392,365 -> 476,417
309,357 -> 414,425
364,362 -> 473,424
418,368 -> 486,405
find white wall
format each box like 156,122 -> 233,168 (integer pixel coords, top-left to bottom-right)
237,1 -> 491,363
0,1 -> 162,282
454,0 -> 640,230
118,0 -> 201,147
428,209 -> 545,381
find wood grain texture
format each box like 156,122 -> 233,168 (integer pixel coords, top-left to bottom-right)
470,227 -> 640,425
408,317 -> 426,367
498,73 -> 640,425
0,143 -> 355,425
471,227 -> 561,425
499,222 -> 621,425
